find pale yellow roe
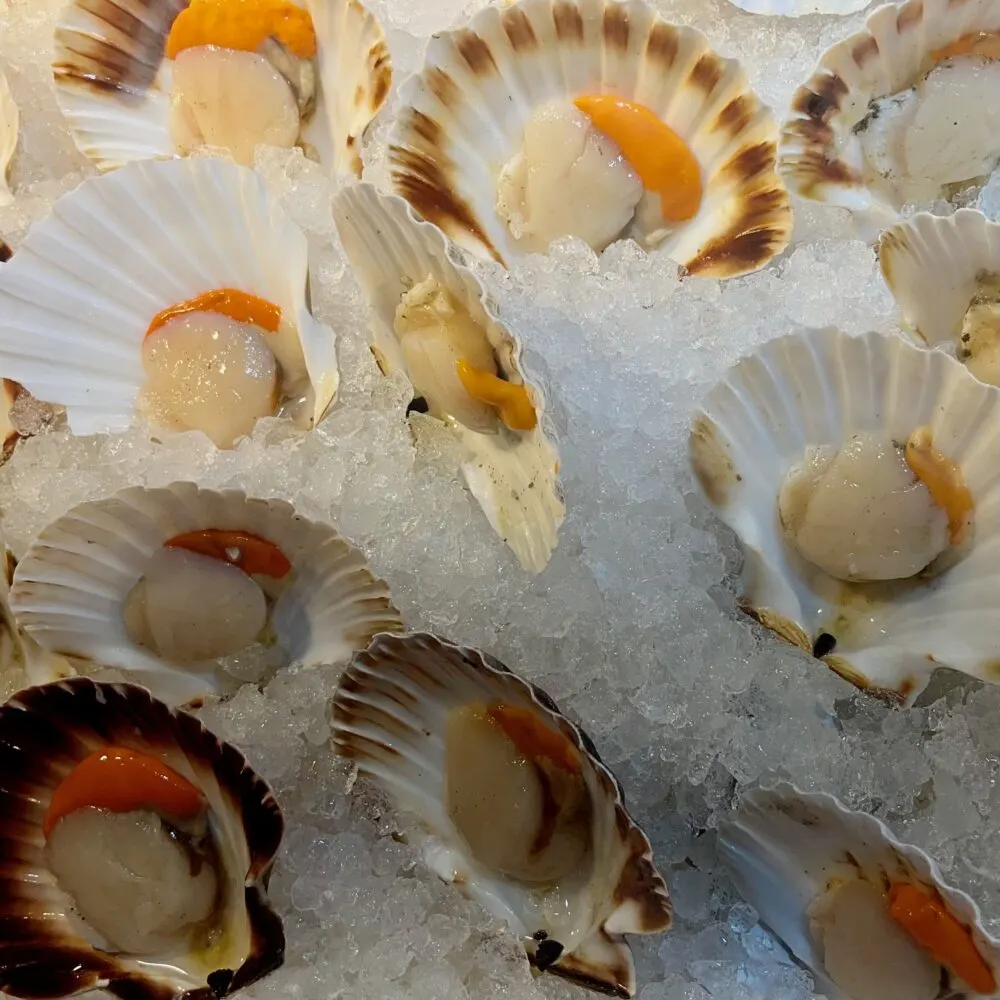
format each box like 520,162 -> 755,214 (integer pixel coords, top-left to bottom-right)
960,279 -> 1000,386
393,277 -> 502,433
47,807 -> 218,954
138,310 -> 312,448
124,546 -> 267,662
808,880 -> 940,1000
778,433 -> 950,582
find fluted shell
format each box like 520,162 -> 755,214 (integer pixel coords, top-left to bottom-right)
689,326 -> 1000,706
332,182 -> 565,574
0,66 -> 17,206
718,783 -> 1000,1000
52,0 -> 391,177
387,0 -> 792,279
331,632 -> 673,998
780,0 -> 1000,230
0,678 -> 284,1000
0,156 -> 338,440
726,0 -> 871,13
879,209 -> 1000,351
9,482 -> 401,706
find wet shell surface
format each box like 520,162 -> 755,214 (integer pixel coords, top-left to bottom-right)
0,156 -> 338,444
0,677 -> 285,1000
52,0 -> 391,177
9,482 -> 401,706
718,783 -> 1000,1000
879,209 -> 1000,384
387,0 -> 792,279
726,0 -> 871,14
0,65 -> 17,205
689,326 -> 1000,706
780,0 -> 1000,230
330,632 -> 673,998
333,182 -> 565,574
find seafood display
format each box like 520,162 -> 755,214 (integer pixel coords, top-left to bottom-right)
719,784 -> 1000,1000
0,157 -> 338,447
388,0 -> 792,278
880,209 -> 1000,386
689,326 -> 1000,705
781,0 -> 1000,231
0,66 -> 16,205
330,632 -> 673,997
0,678 -> 284,1000
333,183 -> 564,572
52,0 -> 391,177
8,482 -> 400,705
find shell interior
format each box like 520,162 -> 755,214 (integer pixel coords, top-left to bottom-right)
8,482 -> 401,705
387,0 -> 792,279
725,0 -> 870,14
0,65 -> 19,206
689,326 -> 1000,706
330,631 -> 673,999
332,182 -> 565,574
0,156 -> 338,440
52,0 -> 391,177
718,783 -> 1000,1000
0,677 -> 284,1000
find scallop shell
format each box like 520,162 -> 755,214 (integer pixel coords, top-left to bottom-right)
718,783 -> 1000,1000
780,0 -> 1000,229
387,0 -> 792,279
689,326 -> 1000,707
9,482 -> 401,706
52,0 -> 391,177
725,0 -> 871,14
330,631 -> 673,998
0,677 -> 284,1000
879,208 -> 1000,350
0,156 -> 338,439
332,182 -> 564,574
0,65 -> 18,206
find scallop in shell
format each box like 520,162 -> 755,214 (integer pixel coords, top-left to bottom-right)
0,156 -> 338,447
333,182 -> 564,574
330,631 -> 673,998
0,65 -> 17,206
689,326 -> 1000,706
718,783 -> 1000,1000
388,0 -> 792,278
9,482 -> 401,706
0,677 -> 284,1000
879,208 -> 1000,386
781,0 -> 1000,233
52,0 -> 391,177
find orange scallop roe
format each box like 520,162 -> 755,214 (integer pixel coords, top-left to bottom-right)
146,288 -> 282,339
904,427 -> 974,545
165,528 -> 292,579
888,883 -> 997,995
455,359 -> 537,432
573,95 -> 703,224
931,31 -> 1000,63
165,0 -> 318,61
44,747 -> 205,838
487,703 -> 581,775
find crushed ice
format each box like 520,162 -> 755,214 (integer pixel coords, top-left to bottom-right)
3,0 -> 1000,999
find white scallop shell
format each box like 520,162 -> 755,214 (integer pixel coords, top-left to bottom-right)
780,0 -> 1000,231
725,0 -> 871,14
718,783 -> 1000,1000
0,156 -> 338,438
332,182 -> 565,574
0,65 -> 19,206
9,482 -> 402,706
330,632 -> 673,998
387,0 -> 792,279
689,326 -> 1000,707
51,0 -> 391,177
879,208 -> 1000,349
0,677 -> 285,1000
